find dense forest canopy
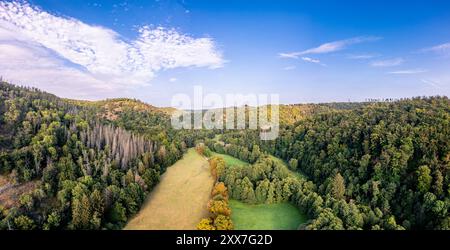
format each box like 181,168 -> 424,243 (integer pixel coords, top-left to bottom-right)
207,97 -> 450,229
1,81 -> 449,230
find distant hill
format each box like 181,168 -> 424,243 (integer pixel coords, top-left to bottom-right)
68,98 -> 177,120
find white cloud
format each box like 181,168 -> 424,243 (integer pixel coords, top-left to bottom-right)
421,42 -> 450,55
370,58 -> 404,67
388,69 -> 427,74
301,57 -> 326,66
283,66 -> 296,71
279,53 -> 300,59
279,36 -> 381,59
302,57 -> 320,63
169,77 -> 177,82
347,53 -> 379,59
0,42 -> 119,99
0,1 -> 225,98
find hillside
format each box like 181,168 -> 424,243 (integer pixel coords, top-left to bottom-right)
0,81 -> 188,230
69,98 -> 177,119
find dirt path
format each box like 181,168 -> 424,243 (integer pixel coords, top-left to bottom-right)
124,148 -> 214,230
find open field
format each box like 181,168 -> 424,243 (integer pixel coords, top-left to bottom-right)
210,152 -> 249,167
229,200 -> 307,230
124,148 -> 214,230
208,153 -> 309,229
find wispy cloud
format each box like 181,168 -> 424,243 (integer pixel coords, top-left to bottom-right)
279,53 -> 300,59
347,53 -> 380,60
301,57 -> 326,66
169,77 -> 178,82
370,58 -> 404,67
388,69 -> 427,74
283,66 -> 296,71
0,1 -> 225,98
279,36 -> 381,59
421,79 -> 442,89
421,42 -> 450,55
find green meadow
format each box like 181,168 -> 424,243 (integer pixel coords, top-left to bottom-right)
210,152 -> 249,167
229,200 -> 307,230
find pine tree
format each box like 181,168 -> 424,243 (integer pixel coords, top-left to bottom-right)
90,189 -> 104,216
417,165 -> 432,193
433,170 -> 443,196
289,158 -> 298,171
332,173 -> 346,200
266,183 -> 275,204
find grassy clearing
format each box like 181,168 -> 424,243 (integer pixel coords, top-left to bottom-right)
206,152 -> 308,230
125,148 -> 214,230
229,200 -> 307,230
210,152 -> 249,167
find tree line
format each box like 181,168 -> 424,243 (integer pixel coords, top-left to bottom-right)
197,153 -> 233,230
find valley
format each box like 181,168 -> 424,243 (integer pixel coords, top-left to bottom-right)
125,149 -> 214,230
125,148 -> 307,230
1,81 -> 449,230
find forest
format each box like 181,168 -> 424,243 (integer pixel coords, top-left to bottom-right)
0,82 -> 212,229
1,81 -> 449,230
203,97 -> 450,229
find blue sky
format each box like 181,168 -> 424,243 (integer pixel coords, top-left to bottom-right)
0,0 -> 450,106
